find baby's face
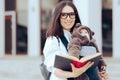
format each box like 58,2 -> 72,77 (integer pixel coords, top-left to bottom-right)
79,29 -> 90,40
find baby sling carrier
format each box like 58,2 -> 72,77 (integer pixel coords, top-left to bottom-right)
57,36 -> 101,80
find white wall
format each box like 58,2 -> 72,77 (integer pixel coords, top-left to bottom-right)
113,0 -> 120,58
73,0 -> 89,25
88,0 -> 102,52
0,0 -> 5,57
74,0 -> 102,52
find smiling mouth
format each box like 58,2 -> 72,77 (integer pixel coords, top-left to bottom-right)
65,23 -> 72,26
65,21 -> 72,24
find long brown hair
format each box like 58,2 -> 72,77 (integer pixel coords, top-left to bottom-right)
46,1 -> 81,38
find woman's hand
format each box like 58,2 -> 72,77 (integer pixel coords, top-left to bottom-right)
54,61 -> 93,78
99,65 -> 108,80
71,61 -> 94,77
99,71 -> 109,80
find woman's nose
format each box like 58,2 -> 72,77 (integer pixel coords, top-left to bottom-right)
66,15 -> 71,20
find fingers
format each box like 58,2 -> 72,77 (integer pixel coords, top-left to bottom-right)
71,61 -> 94,70
70,63 -> 74,70
80,61 -> 94,73
83,61 -> 94,69
103,73 -> 109,80
70,62 -> 94,78
100,72 -> 109,80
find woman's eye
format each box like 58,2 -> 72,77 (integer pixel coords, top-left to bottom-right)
61,13 -> 67,16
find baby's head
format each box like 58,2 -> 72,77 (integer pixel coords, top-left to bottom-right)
72,23 -> 94,41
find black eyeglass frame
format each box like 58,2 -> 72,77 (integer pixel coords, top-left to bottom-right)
60,12 -> 76,19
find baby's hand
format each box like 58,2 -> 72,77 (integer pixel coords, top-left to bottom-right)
99,66 -> 106,72
99,71 -> 109,80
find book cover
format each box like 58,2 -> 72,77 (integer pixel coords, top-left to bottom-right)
54,53 -> 101,71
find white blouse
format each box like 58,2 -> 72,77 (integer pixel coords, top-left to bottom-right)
43,30 -> 71,80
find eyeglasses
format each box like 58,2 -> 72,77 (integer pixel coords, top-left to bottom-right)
60,12 -> 75,19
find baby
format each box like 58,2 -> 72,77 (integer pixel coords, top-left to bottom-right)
68,23 -> 106,80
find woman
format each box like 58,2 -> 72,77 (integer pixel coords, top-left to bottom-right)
43,1 -> 108,80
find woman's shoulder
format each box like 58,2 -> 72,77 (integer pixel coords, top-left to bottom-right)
46,36 -> 59,43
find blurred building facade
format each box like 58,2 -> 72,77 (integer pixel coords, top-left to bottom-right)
0,0 -> 120,58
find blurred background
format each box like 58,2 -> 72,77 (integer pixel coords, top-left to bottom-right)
0,0 -> 120,80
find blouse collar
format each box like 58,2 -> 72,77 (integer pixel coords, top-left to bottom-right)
63,29 -> 72,42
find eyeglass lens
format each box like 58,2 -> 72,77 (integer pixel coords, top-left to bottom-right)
60,12 -> 75,19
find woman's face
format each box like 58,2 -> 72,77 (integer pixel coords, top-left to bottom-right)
60,5 -> 75,31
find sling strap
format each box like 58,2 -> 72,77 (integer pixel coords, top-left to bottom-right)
60,35 -> 68,51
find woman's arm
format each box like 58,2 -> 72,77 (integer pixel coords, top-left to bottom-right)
54,61 -> 94,78
43,36 -> 62,71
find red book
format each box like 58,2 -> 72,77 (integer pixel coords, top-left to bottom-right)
54,53 -> 101,71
